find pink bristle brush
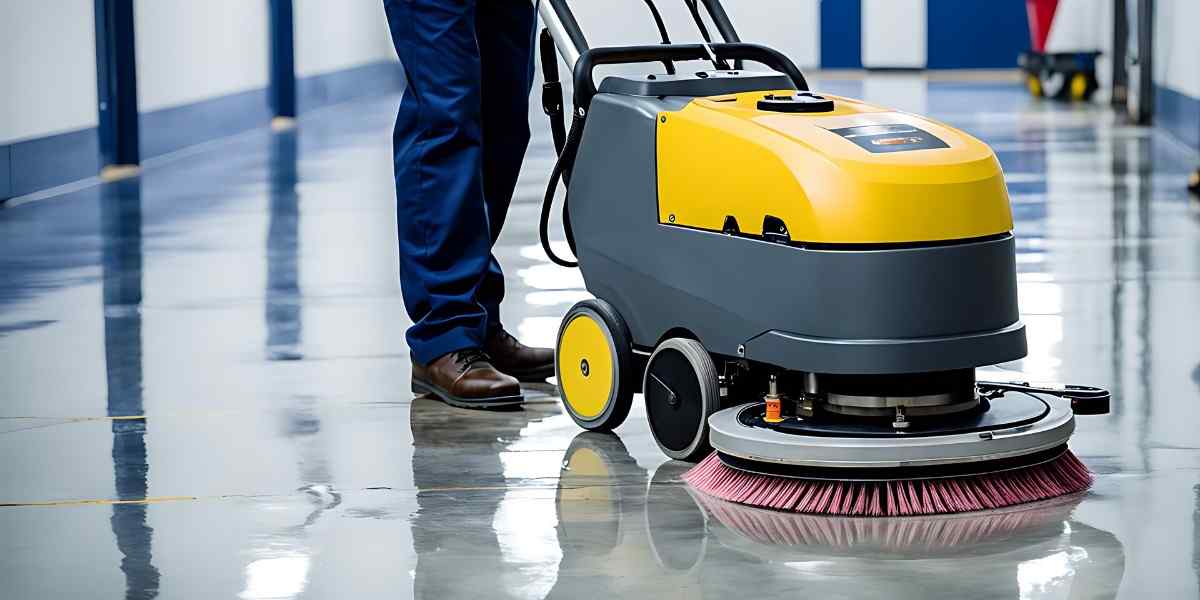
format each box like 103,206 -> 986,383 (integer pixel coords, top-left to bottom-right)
683,448 -> 1092,517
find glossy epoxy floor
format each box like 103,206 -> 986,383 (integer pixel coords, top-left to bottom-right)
2,74 -> 1200,599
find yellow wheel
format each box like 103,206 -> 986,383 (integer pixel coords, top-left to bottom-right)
1069,72 -> 1089,101
556,299 -> 634,431
1026,73 -> 1043,98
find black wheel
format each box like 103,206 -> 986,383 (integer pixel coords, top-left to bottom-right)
644,337 -> 719,461
556,299 -> 635,431
1187,168 -> 1199,195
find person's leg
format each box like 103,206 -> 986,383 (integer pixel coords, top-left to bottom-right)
383,0 -> 491,366
474,0 -> 537,331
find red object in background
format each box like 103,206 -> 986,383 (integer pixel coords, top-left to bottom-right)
1026,0 -> 1060,52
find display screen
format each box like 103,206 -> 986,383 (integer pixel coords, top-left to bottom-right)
827,124 -> 950,153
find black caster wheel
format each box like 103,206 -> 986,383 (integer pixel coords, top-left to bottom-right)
644,337 -> 719,462
556,299 -> 635,431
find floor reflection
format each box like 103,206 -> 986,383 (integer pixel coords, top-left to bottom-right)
1111,134 -> 1154,475
409,397 -> 543,599
267,128 -> 339,513
239,131 -> 336,600
265,130 -> 303,362
552,432 -> 1125,599
101,177 -> 161,599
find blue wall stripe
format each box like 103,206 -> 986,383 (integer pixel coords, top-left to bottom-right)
297,61 -> 406,113
139,88 -> 273,159
820,0 -> 862,69
5,130 -> 101,200
926,0 -> 1030,69
1154,84 -> 1200,152
0,61 -> 404,202
0,145 -> 10,200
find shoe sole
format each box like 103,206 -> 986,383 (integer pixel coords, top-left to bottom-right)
411,378 -> 525,409
504,364 -> 555,383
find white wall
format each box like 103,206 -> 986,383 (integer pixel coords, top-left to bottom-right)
862,0 -> 926,68
1,0 -> 821,148
134,0 -> 269,112
565,0 -> 819,69
1153,0 -> 1200,97
294,0 -> 397,78
1045,0 -> 1114,95
0,0 -> 98,144
725,0 -> 819,69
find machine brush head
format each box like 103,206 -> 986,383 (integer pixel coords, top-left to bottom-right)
683,449 -> 1092,517
690,490 -> 1081,553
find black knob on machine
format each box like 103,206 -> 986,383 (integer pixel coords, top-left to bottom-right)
757,92 -> 835,113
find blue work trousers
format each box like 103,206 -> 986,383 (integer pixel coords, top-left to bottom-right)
383,0 -> 537,365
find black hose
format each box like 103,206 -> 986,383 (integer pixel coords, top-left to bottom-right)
540,115 -> 585,268
684,0 -> 712,42
684,0 -> 731,69
642,0 -> 677,74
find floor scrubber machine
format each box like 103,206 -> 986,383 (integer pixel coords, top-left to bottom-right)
537,0 -> 1110,515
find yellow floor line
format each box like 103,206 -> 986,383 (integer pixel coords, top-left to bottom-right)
0,415 -> 147,434
1,495 -> 197,508
0,481 -> 597,508
0,415 -> 146,421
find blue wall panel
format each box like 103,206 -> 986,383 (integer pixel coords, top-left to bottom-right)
1155,84 -> 1200,152
927,0 -> 1031,69
139,88 -> 272,160
140,62 -> 404,159
297,62 -> 406,114
820,0 -> 862,69
8,130 -> 100,199
3,61 -> 405,201
0,145 -> 11,200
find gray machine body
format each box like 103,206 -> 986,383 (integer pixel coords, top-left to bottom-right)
566,82 -> 1028,375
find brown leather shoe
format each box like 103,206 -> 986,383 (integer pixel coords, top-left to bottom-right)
412,349 -> 524,409
486,328 -> 555,382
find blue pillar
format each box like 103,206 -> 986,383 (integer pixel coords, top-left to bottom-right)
269,0 -> 297,119
94,0 -> 140,169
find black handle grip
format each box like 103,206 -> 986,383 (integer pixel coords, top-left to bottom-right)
1064,385 -> 1111,415
571,42 -> 809,113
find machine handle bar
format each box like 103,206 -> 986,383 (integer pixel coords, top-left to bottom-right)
538,0 -> 744,70
977,381 -> 1111,415
572,42 -> 809,114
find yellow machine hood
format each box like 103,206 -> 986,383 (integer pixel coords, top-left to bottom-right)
655,91 -> 1013,244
